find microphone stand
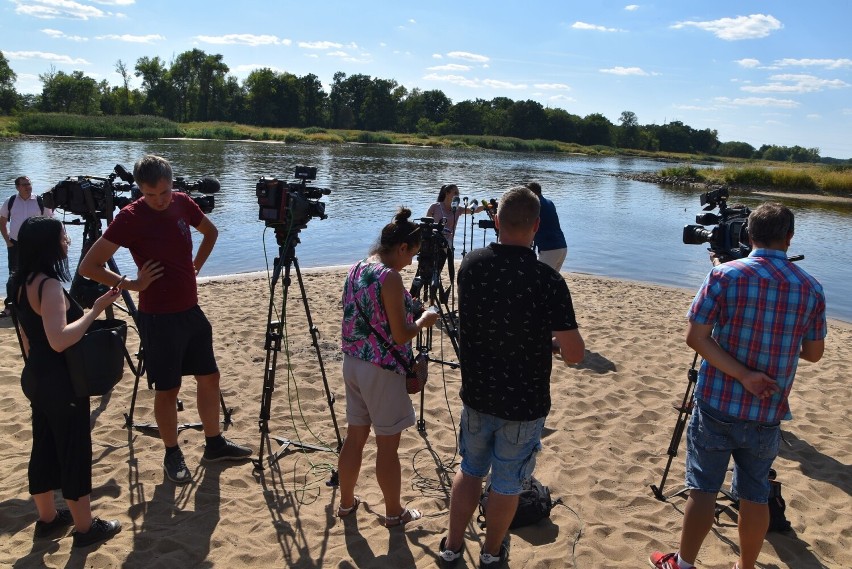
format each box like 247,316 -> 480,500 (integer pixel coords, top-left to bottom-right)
461,197 -> 469,258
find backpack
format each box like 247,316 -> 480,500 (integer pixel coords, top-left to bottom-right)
7,194 -> 45,221
477,476 -> 554,529
767,477 -> 791,532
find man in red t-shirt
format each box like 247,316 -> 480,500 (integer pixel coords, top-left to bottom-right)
80,155 -> 250,484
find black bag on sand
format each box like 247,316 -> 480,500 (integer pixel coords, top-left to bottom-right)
65,318 -> 128,398
767,476 -> 792,532
478,476 -> 554,529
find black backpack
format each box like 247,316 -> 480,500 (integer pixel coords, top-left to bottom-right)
7,194 -> 45,221
767,477 -> 791,532
477,476 -> 554,529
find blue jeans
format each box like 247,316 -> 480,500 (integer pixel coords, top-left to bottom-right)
686,400 -> 780,503
458,405 -> 544,495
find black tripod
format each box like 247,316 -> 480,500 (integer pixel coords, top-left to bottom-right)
67,204 -> 233,433
253,227 -> 342,471
409,230 -> 461,433
650,353 -> 736,514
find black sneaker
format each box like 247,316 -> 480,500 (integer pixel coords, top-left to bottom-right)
163,449 -> 192,484
71,517 -> 121,548
438,536 -> 464,568
202,437 -> 252,463
479,535 -> 509,568
34,508 -> 73,538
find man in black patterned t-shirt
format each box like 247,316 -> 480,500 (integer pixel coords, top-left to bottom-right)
438,186 -> 585,568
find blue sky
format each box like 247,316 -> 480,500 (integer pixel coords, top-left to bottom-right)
2,0 -> 851,158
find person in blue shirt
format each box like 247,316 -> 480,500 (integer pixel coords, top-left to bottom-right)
526,182 -> 566,272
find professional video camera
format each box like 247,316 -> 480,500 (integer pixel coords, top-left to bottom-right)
256,166 -> 330,230
409,216 -> 448,300
682,188 -> 751,261
42,164 -> 220,217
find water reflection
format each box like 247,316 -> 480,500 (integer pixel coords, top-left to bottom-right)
1,139 -> 849,322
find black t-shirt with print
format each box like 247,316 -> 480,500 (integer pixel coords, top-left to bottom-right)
457,243 -> 578,421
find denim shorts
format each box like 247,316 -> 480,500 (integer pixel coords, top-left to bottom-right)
685,401 -> 780,504
458,405 -> 544,495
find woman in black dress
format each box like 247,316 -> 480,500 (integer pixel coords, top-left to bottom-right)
11,216 -> 122,548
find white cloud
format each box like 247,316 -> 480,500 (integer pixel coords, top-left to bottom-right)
423,73 -> 524,90
327,51 -> 348,57
806,114 -> 821,119
625,5 -> 640,11
715,96 -> 799,108
90,0 -> 135,4
741,74 -> 849,94
233,63 -> 286,74
13,0 -> 108,20
5,50 -> 90,65
482,79 -> 526,89
446,51 -> 489,63
842,108 -> 852,116
196,34 -> 286,47
774,58 -> 852,69
96,33 -> 164,44
600,66 -> 648,76
408,19 -> 416,24
549,94 -> 576,103
674,104 -> 715,111
427,64 -> 471,72
432,53 -> 443,59
298,40 -> 357,50
41,28 -> 87,41
572,21 -> 622,32
671,14 -> 782,41
534,83 -> 571,90
735,58 -> 761,68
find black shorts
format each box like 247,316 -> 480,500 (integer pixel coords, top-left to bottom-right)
138,305 -> 218,391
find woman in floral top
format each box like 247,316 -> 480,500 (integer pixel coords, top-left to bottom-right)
336,208 -> 439,528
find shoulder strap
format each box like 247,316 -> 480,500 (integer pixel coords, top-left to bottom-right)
7,194 -> 14,221
353,298 -> 413,373
36,195 -> 44,214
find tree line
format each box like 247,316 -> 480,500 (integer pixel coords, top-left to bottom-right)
0,48 -> 831,162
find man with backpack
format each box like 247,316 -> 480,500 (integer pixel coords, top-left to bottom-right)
1,176 -> 53,317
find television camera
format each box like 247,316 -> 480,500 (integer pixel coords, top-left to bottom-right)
41,164 -> 220,218
256,166 -> 330,230
682,188 -> 751,262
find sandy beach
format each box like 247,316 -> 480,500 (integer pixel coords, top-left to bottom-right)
1,268 -> 849,568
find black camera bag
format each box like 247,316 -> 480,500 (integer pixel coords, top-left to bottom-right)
477,476 -> 553,529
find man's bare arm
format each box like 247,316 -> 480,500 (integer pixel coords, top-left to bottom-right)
79,237 -> 163,292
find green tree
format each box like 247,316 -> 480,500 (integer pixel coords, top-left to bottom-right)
506,99 -> 547,139
579,113 -> 613,146
717,141 -> 755,159
39,68 -> 101,114
244,67 -> 280,126
446,99 -> 487,135
544,108 -> 581,143
0,50 -> 19,114
135,56 -> 171,116
329,72 -> 372,129
299,73 -> 327,127
616,110 -> 640,149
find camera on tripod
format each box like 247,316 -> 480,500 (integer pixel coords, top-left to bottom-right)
682,188 -> 751,261
172,175 -> 220,214
42,164 -> 220,217
256,166 -> 330,229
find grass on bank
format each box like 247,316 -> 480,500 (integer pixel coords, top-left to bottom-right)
659,164 -> 852,196
9,113 -> 851,196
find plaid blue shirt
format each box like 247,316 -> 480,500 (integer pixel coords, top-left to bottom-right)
687,248 -> 827,422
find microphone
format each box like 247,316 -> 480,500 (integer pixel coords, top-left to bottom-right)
114,164 -> 134,184
451,196 -> 460,213
469,199 -> 478,209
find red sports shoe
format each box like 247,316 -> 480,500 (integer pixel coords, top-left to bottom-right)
649,551 -> 680,569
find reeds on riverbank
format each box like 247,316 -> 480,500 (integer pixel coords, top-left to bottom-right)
17,113 -> 182,139
660,164 -> 852,196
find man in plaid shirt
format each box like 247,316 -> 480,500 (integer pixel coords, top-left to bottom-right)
650,202 -> 826,569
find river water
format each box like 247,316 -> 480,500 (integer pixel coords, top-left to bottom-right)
2,139 -> 850,322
